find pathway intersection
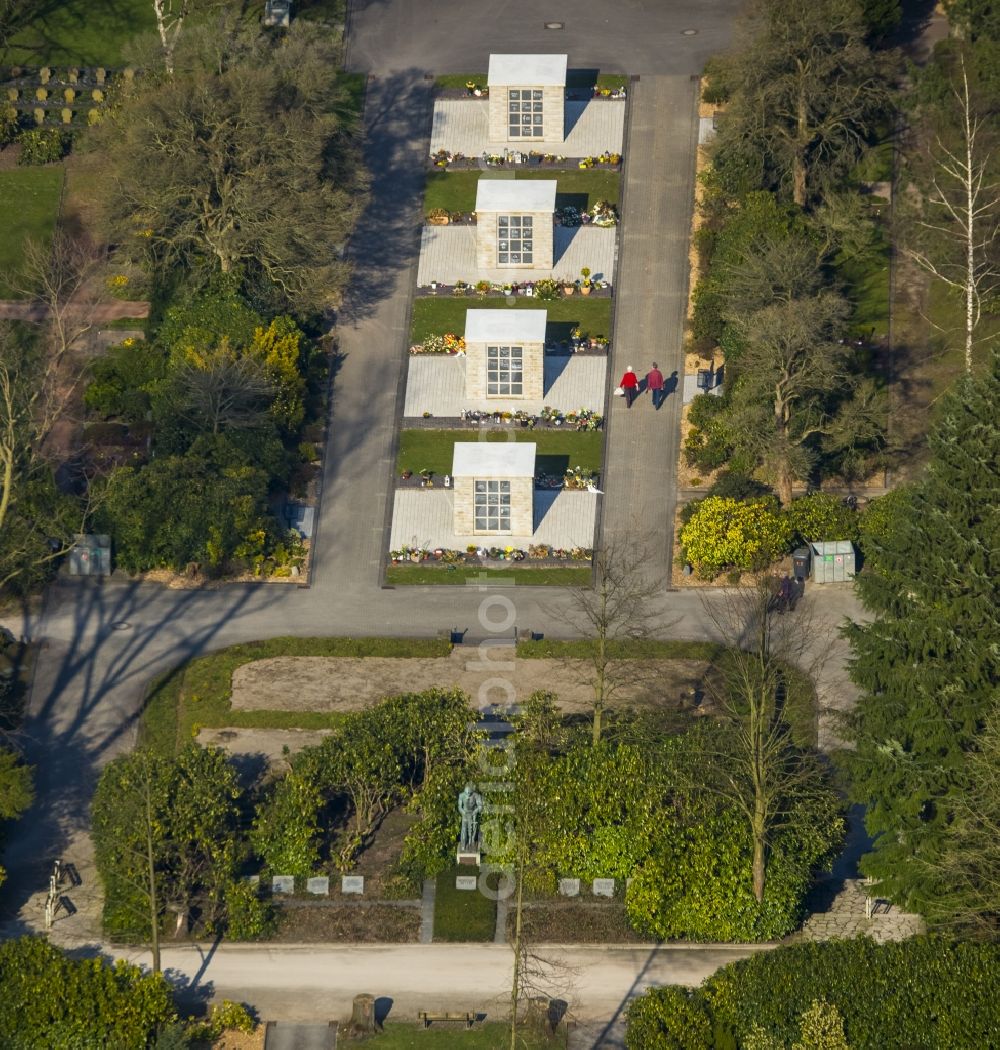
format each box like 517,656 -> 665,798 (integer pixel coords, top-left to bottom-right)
0,23 -> 914,1043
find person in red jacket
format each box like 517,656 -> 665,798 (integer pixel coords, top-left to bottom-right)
646,362 -> 665,409
619,366 -> 638,408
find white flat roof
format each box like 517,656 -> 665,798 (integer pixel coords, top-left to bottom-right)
475,179 -> 557,213
453,442 -> 537,478
464,309 -> 548,343
489,54 -> 568,87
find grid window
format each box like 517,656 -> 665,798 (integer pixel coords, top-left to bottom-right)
497,215 -> 533,265
508,88 -> 544,138
474,479 -> 511,533
487,345 -> 524,397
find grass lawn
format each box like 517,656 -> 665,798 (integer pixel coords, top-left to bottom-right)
435,71 -> 627,92
397,429 -> 603,478
838,225 -> 890,340
410,296 -> 611,346
369,1024 -> 563,1049
386,565 -> 592,586
0,168 -> 65,298
433,865 -> 497,941
139,636 -> 451,756
424,170 -> 620,217
3,0 -> 156,66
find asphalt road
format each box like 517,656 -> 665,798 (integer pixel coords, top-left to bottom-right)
345,0 -> 745,76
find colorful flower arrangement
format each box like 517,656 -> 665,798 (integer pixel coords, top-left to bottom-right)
389,545 -> 593,564
409,332 -> 466,354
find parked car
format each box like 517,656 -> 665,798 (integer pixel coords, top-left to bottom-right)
263,0 -> 292,27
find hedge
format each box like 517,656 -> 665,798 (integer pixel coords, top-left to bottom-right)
625,937 -> 1000,1049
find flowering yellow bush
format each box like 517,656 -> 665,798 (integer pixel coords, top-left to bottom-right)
107,274 -> 130,289
680,496 -> 792,578
247,317 -> 306,430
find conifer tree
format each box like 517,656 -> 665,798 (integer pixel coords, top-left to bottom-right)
843,352 -> 1000,911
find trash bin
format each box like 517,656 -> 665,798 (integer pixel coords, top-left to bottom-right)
792,547 -> 811,581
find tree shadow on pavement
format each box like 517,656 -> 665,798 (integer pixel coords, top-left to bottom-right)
337,71 -> 433,327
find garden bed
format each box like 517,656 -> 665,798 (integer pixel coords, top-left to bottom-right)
510,900 -> 654,944
275,902 -> 421,943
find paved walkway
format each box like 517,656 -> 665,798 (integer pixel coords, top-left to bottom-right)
0,299 -> 149,320
430,99 -> 625,156
600,76 -> 699,570
107,942 -> 769,1022
416,226 -> 617,286
403,353 -> 607,416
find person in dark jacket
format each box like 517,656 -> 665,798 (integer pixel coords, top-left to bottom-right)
620,366 -> 639,408
646,362 -> 665,409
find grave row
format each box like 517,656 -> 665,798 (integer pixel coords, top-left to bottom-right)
454,875 -> 624,896
247,874 -> 366,896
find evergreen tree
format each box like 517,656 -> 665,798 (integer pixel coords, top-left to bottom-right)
843,352 -> 1000,911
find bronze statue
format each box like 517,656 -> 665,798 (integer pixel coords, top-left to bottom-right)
457,783 -> 483,851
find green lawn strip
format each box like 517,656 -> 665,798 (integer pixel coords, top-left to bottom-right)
139,636 -> 451,756
434,73 -> 487,90
517,638 -> 726,661
837,225 -> 891,340
410,296 -> 611,346
397,429 -> 603,477
432,865 -> 496,941
424,170 -> 620,217
370,1024 -> 560,1049
386,565 -> 592,586
0,168 -> 65,298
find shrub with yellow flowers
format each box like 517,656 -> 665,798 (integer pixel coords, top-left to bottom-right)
680,496 -> 792,578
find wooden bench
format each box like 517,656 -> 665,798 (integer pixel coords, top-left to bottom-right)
417,1011 -> 476,1029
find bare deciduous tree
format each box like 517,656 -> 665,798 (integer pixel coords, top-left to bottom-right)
553,535 -> 663,745
701,577 -> 834,902
905,58 -> 1000,374
0,235 -> 107,596
152,0 -> 191,75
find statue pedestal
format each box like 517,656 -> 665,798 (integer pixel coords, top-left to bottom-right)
456,851 -> 481,866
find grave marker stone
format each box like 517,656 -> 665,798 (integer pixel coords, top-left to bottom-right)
592,878 -> 615,898
306,876 -> 330,896
272,875 -> 294,895
342,875 -> 365,895
456,876 -> 478,891
558,878 -> 580,897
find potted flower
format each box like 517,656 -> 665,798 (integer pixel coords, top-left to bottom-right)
475,279 -> 491,296
401,469 -> 412,480
580,267 -> 592,295
562,279 -> 575,296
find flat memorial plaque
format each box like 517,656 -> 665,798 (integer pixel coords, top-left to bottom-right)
306,876 -> 330,896
342,875 -> 365,895
271,875 -> 295,895
592,878 -> 615,898
456,876 -> 478,891
558,878 -> 580,897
